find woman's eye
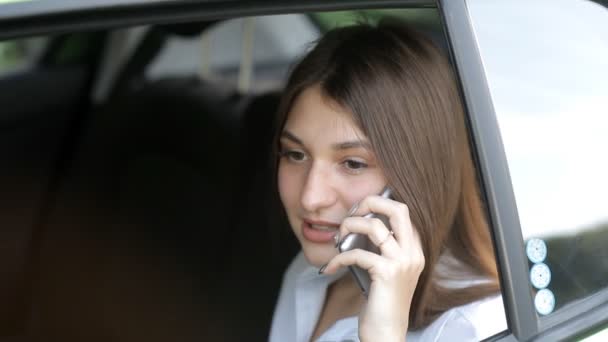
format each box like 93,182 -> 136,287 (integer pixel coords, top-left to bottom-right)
343,159 -> 368,172
281,150 -> 307,162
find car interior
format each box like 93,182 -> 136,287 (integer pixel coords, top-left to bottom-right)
0,8 -> 502,342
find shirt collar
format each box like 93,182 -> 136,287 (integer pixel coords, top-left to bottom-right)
294,255 -> 348,342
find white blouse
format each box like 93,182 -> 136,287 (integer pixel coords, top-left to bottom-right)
269,251 -> 507,342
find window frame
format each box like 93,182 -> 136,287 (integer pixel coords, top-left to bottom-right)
439,0 -> 608,340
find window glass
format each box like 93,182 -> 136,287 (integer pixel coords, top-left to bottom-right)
467,0 -> 608,315
310,9 -> 446,62
147,14 -> 319,94
579,325 -> 608,342
138,8 -> 506,340
0,0 -> 33,4
311,8 -> 441,32
146,9 -> 444,94
0,37 -> 46,78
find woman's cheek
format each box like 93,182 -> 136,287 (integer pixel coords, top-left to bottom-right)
341,177 -> 387,205
277,163 -> 300,211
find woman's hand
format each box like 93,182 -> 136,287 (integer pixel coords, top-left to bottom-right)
321,195 -> 425,342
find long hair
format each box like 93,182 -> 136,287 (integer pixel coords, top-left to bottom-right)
272,21 -> 500,329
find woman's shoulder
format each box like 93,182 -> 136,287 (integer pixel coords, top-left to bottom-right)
411,294 -> 507,342
452,294 -> 507,340
314,294 -> 506,342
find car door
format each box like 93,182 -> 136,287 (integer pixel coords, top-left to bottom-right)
2,0 -> 607,341
441,0 -> 608,340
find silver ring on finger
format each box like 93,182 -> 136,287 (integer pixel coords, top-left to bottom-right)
379,230 -> 395,247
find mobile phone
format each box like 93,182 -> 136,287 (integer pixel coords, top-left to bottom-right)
337,187 -> 392,297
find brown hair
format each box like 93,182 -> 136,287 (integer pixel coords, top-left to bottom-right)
273,22 -> 500,329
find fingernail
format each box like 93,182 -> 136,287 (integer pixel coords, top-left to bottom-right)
318,263 -> 328,275
334,232 -> 341,247
348,202 -> 360,216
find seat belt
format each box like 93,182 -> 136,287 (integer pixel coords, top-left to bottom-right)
108,26 -> 168,99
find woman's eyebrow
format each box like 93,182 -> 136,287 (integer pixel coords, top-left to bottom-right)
332,141 -> 371,151
281,130 -> 370,150
280,130 -> 303,145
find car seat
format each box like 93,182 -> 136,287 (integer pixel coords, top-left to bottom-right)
31,23 -> 297,342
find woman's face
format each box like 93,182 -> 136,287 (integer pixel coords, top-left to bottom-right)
278,85 -> 387,267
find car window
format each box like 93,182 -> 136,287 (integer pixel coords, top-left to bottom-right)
580,326 -> 608,342
147,10 -> 443,95
467,0 -> 608,317
311,8 -> 441,32
2,4 -> 516,342
0,37 -> 46,77
310,9 -> 444,49
0,0 -> 33,4
146,14 -> 319,94
138,8 -> 506,341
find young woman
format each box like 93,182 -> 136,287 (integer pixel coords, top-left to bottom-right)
269,21 -> 507,342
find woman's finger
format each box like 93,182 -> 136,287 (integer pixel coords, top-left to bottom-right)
321,248 -> 386,275
338,216 -> 400,258
350,195 -> 413,246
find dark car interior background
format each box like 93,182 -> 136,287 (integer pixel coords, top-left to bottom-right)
0,9 -> 453,341
1,1 -> 607,341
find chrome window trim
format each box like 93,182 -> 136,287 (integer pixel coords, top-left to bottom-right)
0,0 -> 433,40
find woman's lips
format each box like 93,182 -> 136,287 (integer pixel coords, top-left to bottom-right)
301,219 -> 339,243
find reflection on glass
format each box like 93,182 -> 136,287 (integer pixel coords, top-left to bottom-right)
0,37 -> 47,77
467,0 -> 608,313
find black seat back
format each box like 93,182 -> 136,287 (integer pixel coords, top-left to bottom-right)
33,21 -> 298,339
0,64 -> 91,338
33,77 -> 246,341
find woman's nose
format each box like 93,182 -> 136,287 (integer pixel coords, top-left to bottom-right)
300,163 -> 336,213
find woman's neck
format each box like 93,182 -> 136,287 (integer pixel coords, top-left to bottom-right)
326,274 -> 365,317
310,275 -> 365,341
